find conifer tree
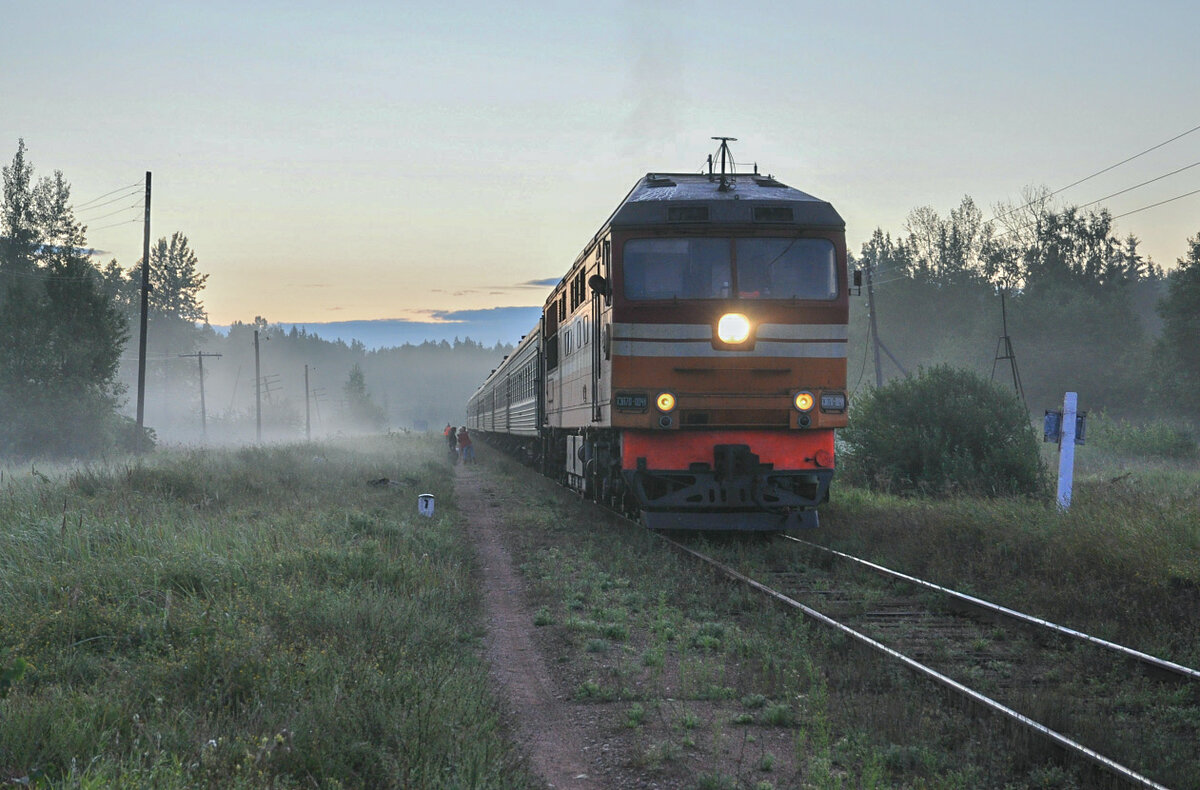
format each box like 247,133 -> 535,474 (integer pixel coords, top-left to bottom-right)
0,140 -> 134,456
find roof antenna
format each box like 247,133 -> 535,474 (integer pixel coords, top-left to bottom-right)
710,136 -> 737,191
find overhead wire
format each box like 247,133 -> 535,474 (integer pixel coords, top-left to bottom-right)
1112,187 -> 1200,221
74,188 -> 144,217
850,318 -> 872,395
91,218 -> 142,232
992,121 -> 1200,224
866,273 -> 913,288
991,181 -> 1200,242
1076,159 -> 1200,211
74,179 -> 144,210
80,201 -> 143,224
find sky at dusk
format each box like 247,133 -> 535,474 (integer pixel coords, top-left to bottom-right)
5,0 -> 1199,333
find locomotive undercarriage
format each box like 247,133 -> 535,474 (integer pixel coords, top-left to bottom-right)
553,428 -> 828,531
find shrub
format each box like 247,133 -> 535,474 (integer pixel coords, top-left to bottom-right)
840,366 -> 1045,497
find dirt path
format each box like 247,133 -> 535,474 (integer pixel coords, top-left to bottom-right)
455,464 -> 606,789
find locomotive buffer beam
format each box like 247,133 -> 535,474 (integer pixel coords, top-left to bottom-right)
629,443 -> 826,531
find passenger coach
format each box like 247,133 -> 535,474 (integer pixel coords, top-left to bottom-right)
469,142 -> 851,529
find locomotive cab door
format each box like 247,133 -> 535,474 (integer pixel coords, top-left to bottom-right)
589,239 -> 610,423
590,269 -> 601,424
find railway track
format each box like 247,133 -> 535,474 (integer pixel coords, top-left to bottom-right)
483,440 -> 1199,786
655,530 -> 1200,790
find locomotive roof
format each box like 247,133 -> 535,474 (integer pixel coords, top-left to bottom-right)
608,172 -> 844,230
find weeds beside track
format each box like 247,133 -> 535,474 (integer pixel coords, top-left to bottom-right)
0,438 -> 532,789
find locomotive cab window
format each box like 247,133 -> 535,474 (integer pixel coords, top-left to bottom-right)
623,238 -> 731,300
735,238 -> 837,300
623,237 -> 837,301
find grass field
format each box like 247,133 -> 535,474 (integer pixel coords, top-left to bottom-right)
3,426 -> 1196,788
0,438 -> 531,788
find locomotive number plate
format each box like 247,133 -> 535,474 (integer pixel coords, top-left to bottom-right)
615,392 -> 648,411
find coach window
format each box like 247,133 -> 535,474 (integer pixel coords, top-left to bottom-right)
735,238 -> 838,300
624,238 -> 730,300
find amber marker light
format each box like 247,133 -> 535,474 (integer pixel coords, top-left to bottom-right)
794,391 -> 815,412
656,392 -> 676,412
717,312 -> 751,344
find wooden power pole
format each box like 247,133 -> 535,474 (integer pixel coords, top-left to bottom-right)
864,260 -> 908,386
865,258 -> 883,387
135,172 -> 151,445
254,329 -> 262,443
179,352 -> 222,440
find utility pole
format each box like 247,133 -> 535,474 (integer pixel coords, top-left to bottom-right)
311,387 -> 326,432
135,172 -> 151,446
991,288 -> 1026,408
866,258 -> 883,388
305,364 -> 311,441
254,329 -> 262,442
179,352 -> 222,440
863,261 -> 908,385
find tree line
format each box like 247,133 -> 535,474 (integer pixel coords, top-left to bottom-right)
4,139 -> 1197,457
0,141 -> 510,457
853,189 -> 1200,419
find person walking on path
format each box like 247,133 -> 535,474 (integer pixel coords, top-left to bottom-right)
457,426 -> 475,464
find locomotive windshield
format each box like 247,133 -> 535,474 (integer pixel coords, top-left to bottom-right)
623,237 -> 837,301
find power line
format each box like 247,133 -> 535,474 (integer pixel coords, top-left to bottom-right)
91,217 -> 142,232
993,121 -> 1200,224
1112,187 -> 1200,221
80,201 -> 143,224
994,181 -> 1200,241
867,274 -> 912,288
74,179 -> 145,210
74,188 -> 144,216
1076,159 -> 1200,211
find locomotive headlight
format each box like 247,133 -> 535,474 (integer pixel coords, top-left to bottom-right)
794,391 -> 815,412
717,313 -> 751,344
655,391 -> 676,412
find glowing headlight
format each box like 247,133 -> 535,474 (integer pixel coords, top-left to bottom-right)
655,392 -> 676,412
717,313 -> 751,344
794,391 -> 815,412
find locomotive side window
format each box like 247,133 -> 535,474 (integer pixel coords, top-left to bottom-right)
623,238 -> 730,300
735,238 -> 838,300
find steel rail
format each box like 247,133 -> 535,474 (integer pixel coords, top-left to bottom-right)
781,535 -> 1200,684
658,533 -> 1173,790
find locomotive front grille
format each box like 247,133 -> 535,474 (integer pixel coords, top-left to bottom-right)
680,409 -> 790,428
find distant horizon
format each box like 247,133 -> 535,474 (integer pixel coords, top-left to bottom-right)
205,306 -> 543,351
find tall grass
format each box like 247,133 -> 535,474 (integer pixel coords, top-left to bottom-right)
0,437 -> 530,788
824,464 -> 1200,662
1085,414 -> 1197,460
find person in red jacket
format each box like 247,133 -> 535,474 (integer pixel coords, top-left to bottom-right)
456,426 -> 474,464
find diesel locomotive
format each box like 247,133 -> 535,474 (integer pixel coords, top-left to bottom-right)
467,141 -> 851,530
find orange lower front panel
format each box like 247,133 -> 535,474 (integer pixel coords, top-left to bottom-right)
621,429 -> 834,471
